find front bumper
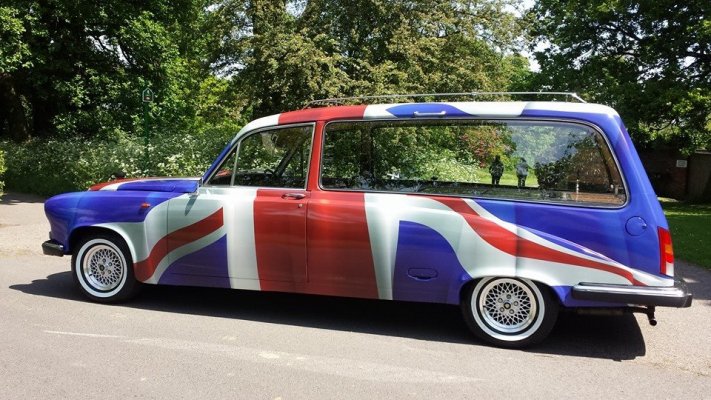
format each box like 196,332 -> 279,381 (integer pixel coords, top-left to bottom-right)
42,240 -> 65,257
572,280 -> 692,308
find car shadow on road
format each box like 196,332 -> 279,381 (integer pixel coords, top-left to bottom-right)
0,192 -> 46,205
534,312 -> 646,360
11,271 -> 646,360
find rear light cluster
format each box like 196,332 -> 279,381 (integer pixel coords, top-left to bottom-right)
658,227 -> 674,277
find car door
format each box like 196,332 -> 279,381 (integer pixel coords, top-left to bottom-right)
161,124 -> 314,291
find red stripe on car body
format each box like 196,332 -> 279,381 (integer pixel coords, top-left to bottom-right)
277,105 -> 367,125
134,208 -> 224,281
434,197 -> 639,285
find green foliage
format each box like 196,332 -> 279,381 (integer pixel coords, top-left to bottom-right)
460,125 -> 516,167
661,200 -> 711,269
0,122 -> 238,196
0,6 -> 32,74
0,0 -> 532,196
0,0 -> 240,142
324,121 -> 577,187
213,0 -> 530,117
529,0 -> 711,152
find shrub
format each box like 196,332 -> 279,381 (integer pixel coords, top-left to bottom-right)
0,123 -> 238,197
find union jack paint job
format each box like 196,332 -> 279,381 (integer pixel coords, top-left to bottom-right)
44,101 -> 681,309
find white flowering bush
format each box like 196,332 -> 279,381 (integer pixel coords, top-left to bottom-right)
0,125 -> 236,196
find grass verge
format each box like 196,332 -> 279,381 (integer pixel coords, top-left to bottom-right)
660,199 -> 711,269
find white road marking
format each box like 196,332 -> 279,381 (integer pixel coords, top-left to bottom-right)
43,330 -> 126,339
41,328 -> 479,383
127,337 -> 482,383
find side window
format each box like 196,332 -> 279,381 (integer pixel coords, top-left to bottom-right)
206,125 -> 313,188
206,150 -> 237,186
321,120 -> 626,207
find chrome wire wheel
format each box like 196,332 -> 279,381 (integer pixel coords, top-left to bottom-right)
72,234 -> 139,302
463,276 -> 558,347
478,278 -> 537,334
82,244 -> 125,291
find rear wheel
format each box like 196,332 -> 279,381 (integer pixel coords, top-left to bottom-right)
462,277 -> 558,348
72,233 -> 140,303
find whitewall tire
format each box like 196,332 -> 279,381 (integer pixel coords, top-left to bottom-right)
72,233 -> 140,303
462,277 -> 558,348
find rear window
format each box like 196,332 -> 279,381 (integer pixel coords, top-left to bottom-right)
321,119 -> 626,206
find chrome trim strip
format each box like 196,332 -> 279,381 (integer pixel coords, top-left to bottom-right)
572,281 -> 692,308
573,284 -> 685,298
306,92 -> 587,107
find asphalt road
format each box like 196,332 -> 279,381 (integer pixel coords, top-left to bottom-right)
1,192 -> 710,399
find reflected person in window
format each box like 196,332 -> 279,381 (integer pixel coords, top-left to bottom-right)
516,157 -> 529,188
489,155 -> 504,186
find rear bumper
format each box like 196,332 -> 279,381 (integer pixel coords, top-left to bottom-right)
572,280 -> 692,308
42,240 -> 65,257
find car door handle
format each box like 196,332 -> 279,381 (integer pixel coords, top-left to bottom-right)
413,111 -> 446,117
282,193 -> 306,200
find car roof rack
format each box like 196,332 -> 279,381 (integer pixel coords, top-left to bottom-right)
305,92 -> 586,108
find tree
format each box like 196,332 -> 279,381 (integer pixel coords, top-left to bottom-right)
0,0 -> 238,142
2,0 -> 531,138
0,6 -> 33,140
529,0 -> 711,152
210,0 -> 530,118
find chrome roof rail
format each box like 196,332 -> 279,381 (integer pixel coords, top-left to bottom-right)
305,92 -> 587,108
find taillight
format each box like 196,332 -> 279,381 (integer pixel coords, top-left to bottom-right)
658,227 -> 674,276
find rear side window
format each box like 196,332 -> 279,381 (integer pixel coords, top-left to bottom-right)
321,120 -> 626,206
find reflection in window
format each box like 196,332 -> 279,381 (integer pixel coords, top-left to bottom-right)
321,120 -> 626,206
206,125 -> 312,188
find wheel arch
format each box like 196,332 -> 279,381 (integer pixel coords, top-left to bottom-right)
457,274 -> 563,306
68,226 -> 136,263
70,227 -> 142,303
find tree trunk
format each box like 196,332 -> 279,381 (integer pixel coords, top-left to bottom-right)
0,74 -> 30,142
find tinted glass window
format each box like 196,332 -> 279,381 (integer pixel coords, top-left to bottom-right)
321,120 -> 626,206
206,125 -> 312,188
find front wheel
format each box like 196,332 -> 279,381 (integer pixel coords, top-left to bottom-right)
462,277 -> 558,348
72,233 -> 140,303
